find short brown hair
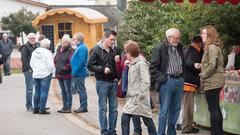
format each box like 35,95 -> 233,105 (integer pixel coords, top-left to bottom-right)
124,40 -> 140,58
104,30 -> 117,38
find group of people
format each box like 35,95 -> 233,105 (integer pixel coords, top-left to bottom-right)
18,25 -> 224,135
21,32 -> 89,114
150,26 -> 224,135
0,33 -> 14,83
87,26 -> 224,135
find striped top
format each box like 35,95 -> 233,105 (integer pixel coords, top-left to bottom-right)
166,44 -> 183,76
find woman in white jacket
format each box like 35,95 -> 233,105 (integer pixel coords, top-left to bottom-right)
30,38 -> 55,114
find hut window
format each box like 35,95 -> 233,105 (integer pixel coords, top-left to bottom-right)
58,22 -> 72,38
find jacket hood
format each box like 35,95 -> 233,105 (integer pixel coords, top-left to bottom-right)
96,40 -> 104,49
33,48 -> 46,59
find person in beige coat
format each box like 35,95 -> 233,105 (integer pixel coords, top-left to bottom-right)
121,40 -> 157,135
200,25 -> 225,135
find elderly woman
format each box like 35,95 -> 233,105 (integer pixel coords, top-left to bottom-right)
30,38 -> 55,114
54,34 -> 74,113
200,25 -> 224,135
121,40 -> 157,135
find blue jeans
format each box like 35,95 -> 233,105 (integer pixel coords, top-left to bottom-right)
3,55 -> 10,75
23,71 -> 34,108
158,77 -> 183,135
121,113 -> 157,135
33,74 -> 52,111
58,79 -> 72,109
96,80 -> 118,135
73,77 -> 88,109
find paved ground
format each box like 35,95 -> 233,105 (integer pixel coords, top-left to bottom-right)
53,76 -> 210,135
0,74 -> 95,135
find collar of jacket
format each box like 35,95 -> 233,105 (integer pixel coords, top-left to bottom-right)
130,56 -> 140,65
77,42 -> 84,47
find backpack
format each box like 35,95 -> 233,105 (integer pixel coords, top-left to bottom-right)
121,65 -> 129,97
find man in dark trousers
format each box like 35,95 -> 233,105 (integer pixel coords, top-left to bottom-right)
150,28 -> 184,135
88,30 -> 119,135
0,33 -> 13,76
181,36 -> 203,134
20,33 -> 37,111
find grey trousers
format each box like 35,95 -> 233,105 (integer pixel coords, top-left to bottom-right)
181,91 -> 195,132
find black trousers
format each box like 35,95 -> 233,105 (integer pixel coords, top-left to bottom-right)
205,88 -> 223,135
121,113 -> 157,135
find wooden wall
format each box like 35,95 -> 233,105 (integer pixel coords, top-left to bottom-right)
37,13 -> 104,50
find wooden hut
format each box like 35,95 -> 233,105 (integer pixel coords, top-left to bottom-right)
32,8 -> 108,50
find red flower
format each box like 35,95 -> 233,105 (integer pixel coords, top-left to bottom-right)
229,0 -> 239,4
161,0 -> 168,3
203,0 -> 212,4
217,0 -> 226,4
189,0 -> 198,3
176,0 -> 184,3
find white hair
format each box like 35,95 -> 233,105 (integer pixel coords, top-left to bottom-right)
62,34 -> 71,42
40,38 -> 51,49
2,33 -> 8,38
27,33 -> 36,39
165,28 -> 180,38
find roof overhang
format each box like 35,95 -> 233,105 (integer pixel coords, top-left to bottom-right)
17,0 -> 48,8
140,0 -> 239,4
32,8 -> 108,26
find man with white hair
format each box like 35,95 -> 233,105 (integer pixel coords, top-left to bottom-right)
20,33 -> 38,111
150,28 -> 184,135
0,33 -> 13,76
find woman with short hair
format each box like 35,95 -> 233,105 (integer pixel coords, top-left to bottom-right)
54,34 -> 74,113
121,40 -> 157,135
30,38 -> 55,114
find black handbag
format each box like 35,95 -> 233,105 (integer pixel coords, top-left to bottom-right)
0,53 -> 3,64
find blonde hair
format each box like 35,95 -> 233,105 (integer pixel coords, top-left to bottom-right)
201,25 -> 224,51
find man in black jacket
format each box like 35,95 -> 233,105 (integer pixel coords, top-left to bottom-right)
0,33 -> 13,76
20,33 -> 37,111
88,30 -> 119,135
150,28 -> 184,135
181,36 -> 203,134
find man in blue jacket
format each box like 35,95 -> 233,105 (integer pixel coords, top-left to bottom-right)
70,32 -> 88,113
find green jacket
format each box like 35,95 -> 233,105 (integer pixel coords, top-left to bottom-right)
201,44 -> 225,91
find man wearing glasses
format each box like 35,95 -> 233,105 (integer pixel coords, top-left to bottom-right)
20,33 -> 37,111
150,28 -> 184,135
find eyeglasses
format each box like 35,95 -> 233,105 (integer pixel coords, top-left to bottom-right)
201,32 -> 207,35
171,36 -> 181,40
29,38 -> 36,40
